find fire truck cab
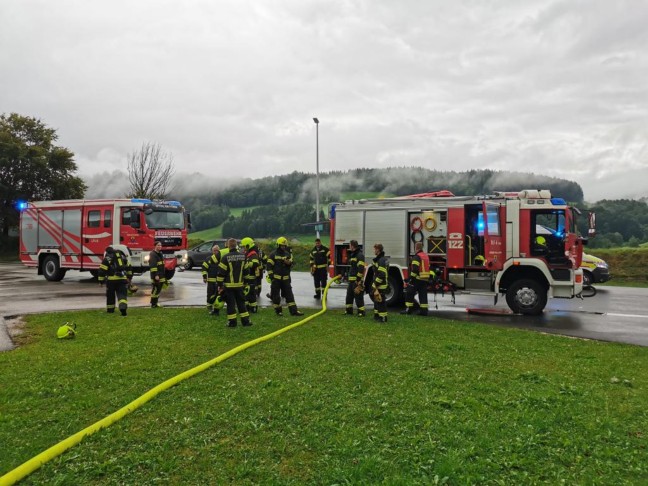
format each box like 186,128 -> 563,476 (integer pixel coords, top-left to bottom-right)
19,198 -> 189,282
329,189 -> 588,315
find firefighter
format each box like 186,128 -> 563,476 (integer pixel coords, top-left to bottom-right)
371,243 -> 389,323
149,241 -> 166,308
201,244 -> 221,315
267,236 -> 304,317
256,245 -> 266,297
217,238 -> 252,327
344,240 -> 366,317
533,235 -> 549,256
98,246 -> 132,317
241,237 -> 260,314
309,238 -> 330,300
401,241 -> 430,316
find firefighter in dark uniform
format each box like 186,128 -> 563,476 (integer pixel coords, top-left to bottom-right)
149,241 -> 166,308
309,238 -> 330,300
401,241 -> 431,316
344,239 -> 366,317
201,244 -> 221,315
98,246 -> 133,317
217,238 -> 252,327
256,246 -> 266,297
372,243 -> 389,323
241,237 -> 260,314
267,236 -> 304,317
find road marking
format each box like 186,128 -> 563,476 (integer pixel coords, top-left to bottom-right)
606,312 -> 648,320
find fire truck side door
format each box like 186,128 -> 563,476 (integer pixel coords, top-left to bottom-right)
482,202 -> 505,271
565,208 -> 583,267
81,205 -> 113,266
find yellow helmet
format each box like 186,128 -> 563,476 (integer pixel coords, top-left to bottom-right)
241,237 -> 254,250
57,322 -> 76,339
276,236 -> 288,246
214,295 -> 225,310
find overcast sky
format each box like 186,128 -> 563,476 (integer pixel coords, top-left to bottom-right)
2,0 -> 647,202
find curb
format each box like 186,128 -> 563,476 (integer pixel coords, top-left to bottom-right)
0,315 -> 16,352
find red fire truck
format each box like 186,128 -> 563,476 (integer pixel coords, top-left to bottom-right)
328,189 -> 590,315
19,198 -> 189,281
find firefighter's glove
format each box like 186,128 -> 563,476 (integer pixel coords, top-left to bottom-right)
217,286 -> 224,295
99,280 -> 104,287
284,259 -> 292,267
354,282 -> 364,295
372,288 -> 382,303
202,277 -> 207,284
310,265 -> 316,276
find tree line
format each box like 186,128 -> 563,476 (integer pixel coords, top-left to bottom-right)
177,168 -> 585,210
2,112 -> 645,252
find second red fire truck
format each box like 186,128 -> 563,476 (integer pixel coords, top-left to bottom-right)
19,198 -> 189,281
329,189 -> 590,315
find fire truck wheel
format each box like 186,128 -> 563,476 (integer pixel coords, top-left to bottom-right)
43,255 -> 67,282
583,271 -> 593,287
165,268 -> 176,280
505,279 -> 547,315
384,273 -> 404,307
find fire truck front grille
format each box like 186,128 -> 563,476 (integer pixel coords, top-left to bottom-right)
159,237 -> 182,247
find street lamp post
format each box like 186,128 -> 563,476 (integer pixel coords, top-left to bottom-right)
313,117 -> 320,239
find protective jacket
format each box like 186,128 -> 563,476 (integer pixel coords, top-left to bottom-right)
267,246 -> 293,281
98,250 -> 132,282
217,249 -> 246,288
149,250 -> 165,281
244,247 -> 261,285
309,244 -> 330,270
409,250 -> 430,282
201,252 -> 221,282
372,251 -> 388,290
347,248 -> 366,283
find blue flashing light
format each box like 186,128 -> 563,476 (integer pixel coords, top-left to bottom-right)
551,197 -> 566,205
131,198 -> 152,204
330,204 -> 337,219
16,200 -> 28,211
476,212 -> 485,234
166,201 -> 182,207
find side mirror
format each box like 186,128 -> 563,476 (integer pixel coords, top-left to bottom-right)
186,211 -> 192,230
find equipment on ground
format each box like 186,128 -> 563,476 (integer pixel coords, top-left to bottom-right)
57,322 -> 76,339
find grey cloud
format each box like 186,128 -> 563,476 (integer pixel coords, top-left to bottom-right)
1,0 -> 646,203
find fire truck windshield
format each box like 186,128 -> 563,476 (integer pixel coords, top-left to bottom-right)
145,210 -> 185,229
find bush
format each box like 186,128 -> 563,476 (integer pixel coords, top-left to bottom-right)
0,235 -> 18,260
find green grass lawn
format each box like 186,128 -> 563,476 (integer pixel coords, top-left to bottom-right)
1,308 -> 646,484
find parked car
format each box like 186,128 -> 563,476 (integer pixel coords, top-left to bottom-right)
581,252 -> 611,286
535,225 -> 611,286
177,238 -> 239,270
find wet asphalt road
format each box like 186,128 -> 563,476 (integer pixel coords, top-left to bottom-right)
1,262 -> 647,347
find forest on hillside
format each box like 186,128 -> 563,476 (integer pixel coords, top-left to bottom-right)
173,168 -> 646,248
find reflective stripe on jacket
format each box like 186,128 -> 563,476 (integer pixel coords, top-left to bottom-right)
217,250 -> 246,288
410,250 -> 430,281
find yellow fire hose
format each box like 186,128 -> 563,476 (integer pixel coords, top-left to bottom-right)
0,276 -> 341,486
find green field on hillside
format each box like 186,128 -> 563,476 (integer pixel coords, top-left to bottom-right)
340,191 -> 396,200
1,308 -> 646,484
